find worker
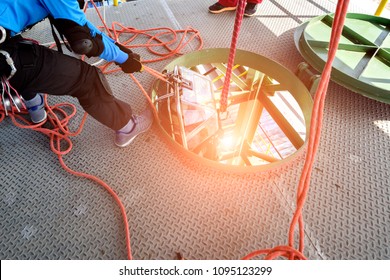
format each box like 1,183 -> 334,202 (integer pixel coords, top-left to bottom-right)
208,0 -> 263,17
0,0 -> 152,148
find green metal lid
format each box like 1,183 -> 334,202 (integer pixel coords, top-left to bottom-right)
295,13 -> 390,104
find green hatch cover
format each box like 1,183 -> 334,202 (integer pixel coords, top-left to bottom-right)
295,13 -> 390,104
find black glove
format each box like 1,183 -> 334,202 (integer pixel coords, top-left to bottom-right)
115,43 -> 143,73
0,54 -> 11,78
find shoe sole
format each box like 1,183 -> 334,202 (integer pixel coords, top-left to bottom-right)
31,110 -> 47,124
244,12 -> 257,17
115,121 -> 152,148
209,7 -> 237,14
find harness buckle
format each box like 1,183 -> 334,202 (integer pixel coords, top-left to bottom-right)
0,26 -> 7,44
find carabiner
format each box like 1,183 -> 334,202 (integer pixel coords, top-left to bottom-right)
0,50 -> 17,80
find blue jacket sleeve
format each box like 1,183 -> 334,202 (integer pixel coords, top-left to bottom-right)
85,21 -> 128,63
40,0 -> 128,63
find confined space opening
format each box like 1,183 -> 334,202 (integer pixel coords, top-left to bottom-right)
151,49 -> 312,171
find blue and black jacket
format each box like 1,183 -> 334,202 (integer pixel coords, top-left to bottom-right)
0,0 -> 128,63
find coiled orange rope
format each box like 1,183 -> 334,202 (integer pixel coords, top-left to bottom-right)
242,0 -> 350,260
1,0 -> 350,260
1,0 -> 203,260
0,96 -> 134,259
97,24 -> 203,74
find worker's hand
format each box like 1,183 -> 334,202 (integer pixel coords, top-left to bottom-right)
120,52 -> 143,73
116,43 -> 143,73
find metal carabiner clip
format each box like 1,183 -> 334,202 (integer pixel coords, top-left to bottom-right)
0,26 -> 7,44
0,50 -> 17,80
1,85 -> 12,115
1,78 -> 24,115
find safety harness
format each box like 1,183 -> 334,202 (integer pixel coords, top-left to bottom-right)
0,26 -> 22,115
0,26 -> 17,80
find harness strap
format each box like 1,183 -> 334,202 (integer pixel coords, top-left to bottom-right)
48,16 -> 72,54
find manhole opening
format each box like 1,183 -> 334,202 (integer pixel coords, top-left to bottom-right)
151,49 -> 312,171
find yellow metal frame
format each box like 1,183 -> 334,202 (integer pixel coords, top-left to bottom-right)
151,48 -> 313,173
375,0 -> 389,16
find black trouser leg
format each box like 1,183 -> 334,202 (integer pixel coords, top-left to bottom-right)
3,41 -> 132,130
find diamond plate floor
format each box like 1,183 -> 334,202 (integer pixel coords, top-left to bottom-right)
1,0 -> 389,260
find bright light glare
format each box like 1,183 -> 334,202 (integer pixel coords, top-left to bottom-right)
220,134 -> 236,149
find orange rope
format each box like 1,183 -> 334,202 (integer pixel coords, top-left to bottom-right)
289,0 -> 350,254
128,71 -> 159,120
82,0 -> 352,260
0,1 -> 202,260
243,0 -> 350,260
1,96 -> 133,259
220,0 -> 246,112
86,0 -> 114,38
98,23 -> 203,74
242,246 -> 308,260
1,0 -> 348,261
84,1 -> 202,74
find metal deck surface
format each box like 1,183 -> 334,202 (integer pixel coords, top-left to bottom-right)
1,0 -> 389,260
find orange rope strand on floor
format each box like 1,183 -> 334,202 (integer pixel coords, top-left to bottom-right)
1,96 -> 133,259
242,0 -> 350,260
0,1 -> 202,260
1,0 -> 350,260
98,23 -> 203,74
84,1 -> 202,74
